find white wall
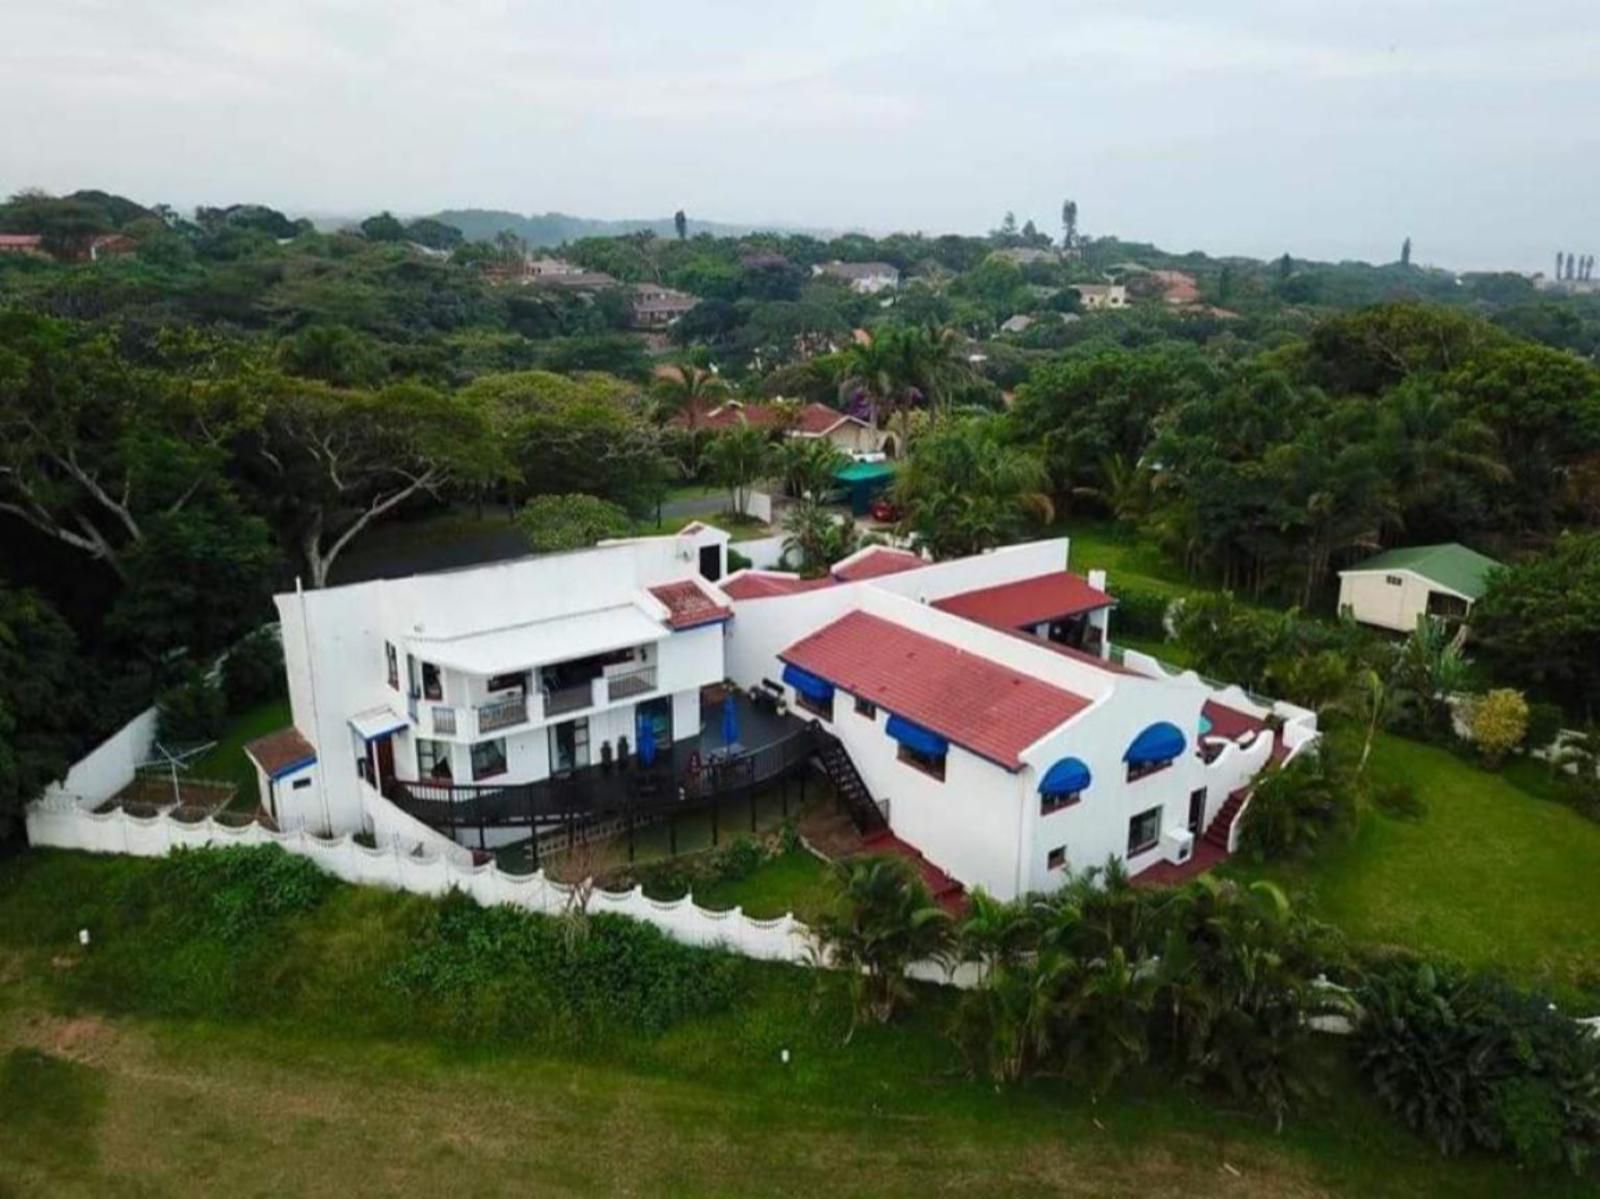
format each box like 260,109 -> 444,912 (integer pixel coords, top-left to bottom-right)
1338,570 -> 1457,633
40,705 -> 158,810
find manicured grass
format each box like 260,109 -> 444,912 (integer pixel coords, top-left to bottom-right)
0,850 -> 1588,1197
695,849 -> 839,923
189,696 -> 292,812
1054,516 -> 1194,597
1234,734 -> 1600,1000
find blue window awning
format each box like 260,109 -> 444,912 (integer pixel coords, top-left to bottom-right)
885,714 -> 949,758
781,662 -> 835,704
1040,756 -> 1092,796
1124,721 -> 1186,765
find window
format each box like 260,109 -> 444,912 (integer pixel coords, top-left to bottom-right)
1126,757 -> 1173,783
417,738 -> 452,781
486,671 -> 526,695
1127,806 -> 1163,857
1385,574 -> 1404,587
1046,846 -> 1067,871
292,777 -> 312,790
896,742 -> 946,781
421,662 -> 443,702
1041,789 -> 1081,816
854,696 -> 877,719
796,690 -> 833,721
470,738 -> 507,780
385,642 -> 398,690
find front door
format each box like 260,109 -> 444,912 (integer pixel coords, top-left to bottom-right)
549,719 -> 591,774
699,543 -> 722,582
1187,787 -> 1207,836
373,735 -> 397,795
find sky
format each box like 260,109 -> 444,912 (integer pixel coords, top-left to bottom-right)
3,0 -> 1597,272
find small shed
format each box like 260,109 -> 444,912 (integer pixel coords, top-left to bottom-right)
832,460 -> 895,516
1337,543 -> 1501,632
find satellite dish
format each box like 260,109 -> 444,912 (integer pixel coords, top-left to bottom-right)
137,740 -> 217,808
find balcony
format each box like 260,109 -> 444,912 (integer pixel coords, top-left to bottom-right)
479,694 -> 529,733
606,664 -> 657,703
543,681 -> 594,717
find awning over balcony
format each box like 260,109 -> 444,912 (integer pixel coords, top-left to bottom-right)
781,662 -> 835,704
885,714 -> 949,758
411,604 -> 667,675
1039,756 -> 1091,796
349,706 -> 407,742
1124,721 -> 1186,764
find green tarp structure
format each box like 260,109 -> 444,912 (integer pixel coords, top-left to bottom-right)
832,460 -> 895,516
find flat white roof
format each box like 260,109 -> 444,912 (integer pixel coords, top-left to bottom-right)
409,604 -> 667,675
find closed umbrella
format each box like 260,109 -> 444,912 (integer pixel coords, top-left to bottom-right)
721,693 -> 739,749
637,714 -> 657,767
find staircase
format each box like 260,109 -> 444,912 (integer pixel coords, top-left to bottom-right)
814,731 -> 888,835
860,829 -> 967,914
1203,786 -> 1250,851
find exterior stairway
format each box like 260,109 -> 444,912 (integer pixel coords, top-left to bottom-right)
860,828 -> 968,914
814,731 -> 888,835
1203,786 -> 1250,851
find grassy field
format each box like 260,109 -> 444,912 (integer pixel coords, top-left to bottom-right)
1232,734 -> 1600,1000
0,850 -> 1588,1199
695,849 -> 839,922
1054,516 -> 1195,598
190,696 -> 293,812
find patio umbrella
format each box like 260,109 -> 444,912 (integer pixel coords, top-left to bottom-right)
637,714 -> 657,767
721,693 -> 739,748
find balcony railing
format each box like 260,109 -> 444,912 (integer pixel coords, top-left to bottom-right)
544,681 -> 593,717
606,665 -> 657,702
432,706 -> 457,736
479,695 -> 528,733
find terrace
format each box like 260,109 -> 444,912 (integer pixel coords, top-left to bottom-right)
383,690 -> 816,863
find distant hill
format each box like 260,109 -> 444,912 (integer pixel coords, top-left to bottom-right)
428,208 -> 834,246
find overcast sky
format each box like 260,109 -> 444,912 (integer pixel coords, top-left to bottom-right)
3,1 -> 1596,271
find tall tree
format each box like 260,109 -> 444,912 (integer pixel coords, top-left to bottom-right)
673,209 -> 687,241
894,415 -> 1052,558
1060,198 -> 1078,251
0,585 -> 88,837
1400,236 -> 1412,267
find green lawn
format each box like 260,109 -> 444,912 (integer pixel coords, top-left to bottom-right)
695,849 -> 839,923
1053,516 -> 1194,597
1233,734 -> 1600,1000
0,848 -> 1588,1198
189,696 -> 292,812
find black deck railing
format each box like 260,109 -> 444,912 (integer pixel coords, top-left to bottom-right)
383,724 -> 819,847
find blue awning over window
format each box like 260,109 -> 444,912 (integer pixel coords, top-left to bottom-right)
1124,721 -> 1186,765
781,662 -> 835,704
1040,756 -> 1092,796
885,714 -> 949,758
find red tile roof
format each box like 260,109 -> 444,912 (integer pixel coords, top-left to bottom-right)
648,580 -> 732,629
933,571 -> 1112,628
792,402 -> 859,436
779,611 -> 1090,769
243,728 -> 317,779
0,234 -> 43,248
671,400 -> 862,436
831,547 -> 926,582
721,571 -> 837,600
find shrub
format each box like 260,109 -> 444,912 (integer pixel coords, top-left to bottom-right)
1237,745 -> 1357,861
1354,959 -> 1600,1172
1109,583 -> 1171,639
221,628 -> 284,712
1469,688 -> 1530,769
1526,702 -> 1566,755
156,666 -> 227,743
727,547 -> 753,573
1367,778 -> 1426,822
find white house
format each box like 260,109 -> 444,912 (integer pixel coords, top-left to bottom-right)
251,533 -> 1313,900
813,261 -> 901,295
1071,283 -> 1128,310
1337,543 -> 1500,633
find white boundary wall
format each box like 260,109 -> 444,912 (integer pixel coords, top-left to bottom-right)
40,706 -> 159,811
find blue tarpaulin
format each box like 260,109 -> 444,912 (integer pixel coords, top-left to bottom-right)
1124,721 -> 1186,765
637,714 -> 657,766
782,662 -> 835,704
885,714 -> 949,758
1039,756 -> 1092,796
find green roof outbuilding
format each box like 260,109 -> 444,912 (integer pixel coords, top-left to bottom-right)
1341,543 -> 1501,600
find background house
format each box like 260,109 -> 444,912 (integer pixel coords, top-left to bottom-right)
813,261 -> 901,295
1337,542 -> 1501,632
1070,283 -> 1128,310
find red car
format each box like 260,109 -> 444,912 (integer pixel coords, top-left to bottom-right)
869,496 -> 902,523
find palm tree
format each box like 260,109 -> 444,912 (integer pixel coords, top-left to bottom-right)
894,416 -> 1053,558
774,435 -> 845,500
702,421 -> 773,517
652,365 -> 729,430
812,855 -> 954,1039
838,333 -> 904,431
781,497 -> 856,576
